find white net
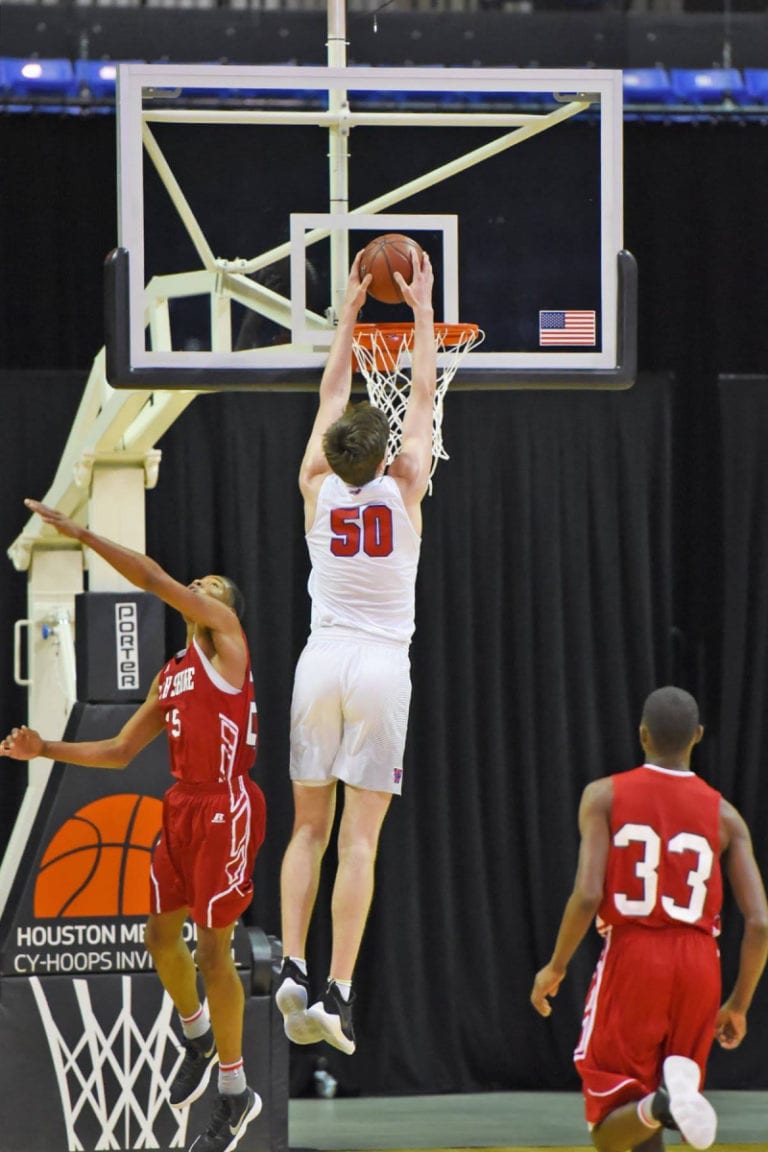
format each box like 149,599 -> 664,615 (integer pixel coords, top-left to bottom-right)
30,974 -> 190,1151
352,323 -> 484,480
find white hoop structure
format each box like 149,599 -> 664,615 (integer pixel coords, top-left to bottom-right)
29,975 -> 190,1151
352,322 -> 484,481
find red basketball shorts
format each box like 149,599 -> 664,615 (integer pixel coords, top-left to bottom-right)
574,925 -> 721,1128
150,776 -> 266,928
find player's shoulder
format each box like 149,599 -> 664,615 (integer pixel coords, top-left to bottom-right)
719,794 -> 747,836
581,775 -> 613,810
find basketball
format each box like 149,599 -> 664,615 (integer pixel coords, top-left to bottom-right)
359,233 -> 424,304
34,794 -> 163,917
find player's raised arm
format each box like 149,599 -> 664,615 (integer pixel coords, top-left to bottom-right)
298,253 -> 372,495
25,499 -> 236,637
388,250 -> 436,511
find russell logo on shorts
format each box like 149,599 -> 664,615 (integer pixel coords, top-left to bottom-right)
393,768 -> 402,785
211,813 -> 226,824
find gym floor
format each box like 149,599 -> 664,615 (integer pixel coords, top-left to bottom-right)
289,1091 -> 767,1150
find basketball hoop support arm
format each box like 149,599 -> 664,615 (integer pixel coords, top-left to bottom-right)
327,0 -> 350,325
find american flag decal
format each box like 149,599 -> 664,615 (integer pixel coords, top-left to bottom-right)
539,310 -> 597,346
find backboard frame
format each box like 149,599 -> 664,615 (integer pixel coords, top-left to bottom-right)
106,62 -> 636,391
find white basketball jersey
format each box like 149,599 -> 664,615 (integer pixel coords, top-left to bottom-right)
306,473 -> 421,644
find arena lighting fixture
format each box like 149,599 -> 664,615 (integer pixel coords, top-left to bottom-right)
74,59 -> 119,99
1,57 -> 77,98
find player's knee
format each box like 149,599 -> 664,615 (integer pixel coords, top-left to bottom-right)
144,918 -> 178,961
292,813 -> 334,850
337,836 -> 377,871
194,932 -> 235,979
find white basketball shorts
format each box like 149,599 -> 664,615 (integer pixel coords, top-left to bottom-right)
289,634 -> 412,795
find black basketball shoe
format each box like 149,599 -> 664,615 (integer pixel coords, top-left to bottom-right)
307,980 -> 356,1055
275,958 -> 322,1045
188,1087 -> 262,1152
169,1027 -> 217,1109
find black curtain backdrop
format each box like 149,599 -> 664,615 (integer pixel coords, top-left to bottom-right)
2,117 -> 768,1096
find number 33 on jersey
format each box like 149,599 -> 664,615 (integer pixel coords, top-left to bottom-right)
599,764 -> 723,935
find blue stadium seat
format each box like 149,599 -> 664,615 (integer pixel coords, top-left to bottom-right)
669,68 -> 746,106
622,68 -> 673,104
1,57 -> 77,98
742,69 -> 768,105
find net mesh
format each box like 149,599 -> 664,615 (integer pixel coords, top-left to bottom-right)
352,322 -> 484,480
30,974 -> 190,1150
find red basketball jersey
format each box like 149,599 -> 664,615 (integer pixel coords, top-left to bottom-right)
157,636 -> 257,784
598,764 -> 722,936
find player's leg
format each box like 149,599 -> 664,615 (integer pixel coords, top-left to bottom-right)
329,640 -> 406,967
306,784 -> 392,1054
591,1103 -> 664,1152
145,905 -> 219,1109
276,781 -> 337,1042
329,784 -> 392,982
195,923 -> 243,1068
280,781 -> 338,959
304,639 -> 406,1052
191,922 -> 261,1151
145,905 -> 199,1014
277,638 -> 343,1039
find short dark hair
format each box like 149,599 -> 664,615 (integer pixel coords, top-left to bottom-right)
641,686 -> 700,754
221,576 -> 246,621
322,402 -> 390,487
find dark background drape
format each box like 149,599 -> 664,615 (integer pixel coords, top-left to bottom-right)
2,115 -> 768,1095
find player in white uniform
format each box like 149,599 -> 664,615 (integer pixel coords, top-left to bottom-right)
275,247 -> 436,1055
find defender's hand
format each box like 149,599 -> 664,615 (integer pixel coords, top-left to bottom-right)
25,499 -> 82,542
1,725 -> 45,761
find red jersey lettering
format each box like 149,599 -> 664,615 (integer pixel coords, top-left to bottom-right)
157,636 -> 257,785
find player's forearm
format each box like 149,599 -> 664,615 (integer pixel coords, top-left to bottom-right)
77,527 -> 167,594
727,919 -> 768,1013
319,304 -> 357,403
37,737 -> 130,770
548,891 -> 601,973
410,306 -> 436,400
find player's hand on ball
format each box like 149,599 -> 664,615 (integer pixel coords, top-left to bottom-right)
394,248 -> 433,313
345,251 -> 372,313
1,725 -> 44,761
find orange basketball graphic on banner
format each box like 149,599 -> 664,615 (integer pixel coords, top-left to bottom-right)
34,794 -> 163,917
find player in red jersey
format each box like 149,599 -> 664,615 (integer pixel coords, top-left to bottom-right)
530,686 -> 768,1152
1,499 -> 265,1152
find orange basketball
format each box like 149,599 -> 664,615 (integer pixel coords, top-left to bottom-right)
35,794 -> 163,918
359,233 -> 424,304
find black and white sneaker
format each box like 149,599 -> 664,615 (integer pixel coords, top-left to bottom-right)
651,1055 -> 717,1150
275,958 -> 322,1045
169,1028 -> 218,1109
306,980 -> 356,1055
188,1086 -> 262,1152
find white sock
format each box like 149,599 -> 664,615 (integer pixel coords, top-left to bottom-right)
637,1094 -> 661,1129
332,979 -> 352,1001
180,1004 -> 210,1041
219,1058 -> 247,1096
